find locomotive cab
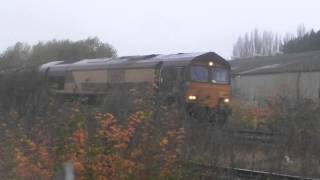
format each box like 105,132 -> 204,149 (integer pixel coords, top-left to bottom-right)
184,59 -> 231,121
186,59 -> 231,106
157,53 -> 231,122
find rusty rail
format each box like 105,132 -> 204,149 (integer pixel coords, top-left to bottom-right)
184,162 -> 319,180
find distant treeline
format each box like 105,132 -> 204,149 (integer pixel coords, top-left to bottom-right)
0,37 -> 117,71
232,25 -> 320,59
282,29 -> 320,53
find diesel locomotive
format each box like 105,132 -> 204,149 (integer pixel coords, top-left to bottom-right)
40,52 -> 231,121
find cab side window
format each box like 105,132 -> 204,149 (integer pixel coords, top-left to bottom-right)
161,67 -> 185,91
161,67 -> 176,90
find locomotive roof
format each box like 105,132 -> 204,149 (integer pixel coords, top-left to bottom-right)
40,52 -> 229,71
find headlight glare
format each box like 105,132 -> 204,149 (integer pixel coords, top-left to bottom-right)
188,95 -> 197,100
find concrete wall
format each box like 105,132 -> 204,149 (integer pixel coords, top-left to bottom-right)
232,72 -> 320,103
299,72 -> 320,100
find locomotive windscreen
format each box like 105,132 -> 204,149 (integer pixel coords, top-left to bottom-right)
211,68 -> 229,84
191,66 -> 208,82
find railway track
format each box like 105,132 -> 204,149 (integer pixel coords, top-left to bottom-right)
232,129 -> 276,143
185,163 -> 319,180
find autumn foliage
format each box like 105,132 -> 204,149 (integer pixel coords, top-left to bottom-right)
0,84 -> 185,179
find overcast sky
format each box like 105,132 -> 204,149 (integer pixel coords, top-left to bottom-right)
0,0 -> 319,59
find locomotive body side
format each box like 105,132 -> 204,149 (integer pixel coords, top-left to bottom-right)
47,67 -> 157,95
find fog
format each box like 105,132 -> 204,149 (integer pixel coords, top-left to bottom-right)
1,0 -> 319,58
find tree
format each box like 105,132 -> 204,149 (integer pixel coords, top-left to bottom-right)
0,42 -> 30,70
296,24 -> 306,38
29,37 -> 117,66
232,29 -> 282,59
282,28 -> 320,53
0,37 -> 117,70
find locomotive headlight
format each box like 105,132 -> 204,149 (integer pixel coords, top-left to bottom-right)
208,61 -> 214,66
188,95 -> 197,100
224,98 -> 230,103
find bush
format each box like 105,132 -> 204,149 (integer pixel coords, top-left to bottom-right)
0,74 -> 185,179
